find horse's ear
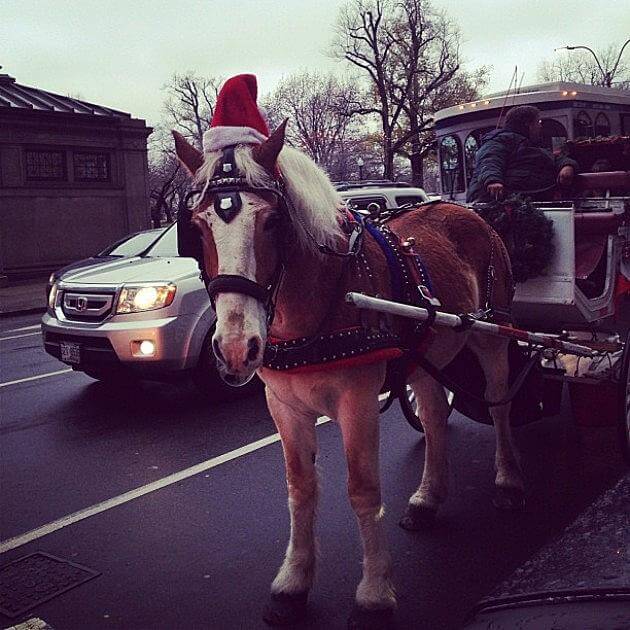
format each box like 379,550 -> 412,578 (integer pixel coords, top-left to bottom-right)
172,130 -> 204,176
252,119 -> 288,173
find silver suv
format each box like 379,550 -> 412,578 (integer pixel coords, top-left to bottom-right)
42,182 -> 428,398
41,224 -> 246,399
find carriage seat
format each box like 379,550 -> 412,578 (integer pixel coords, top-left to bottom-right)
572,172 -> 627,282
513,172 -> 628,329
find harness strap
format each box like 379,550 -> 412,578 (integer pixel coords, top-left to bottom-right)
360,219 -> 405,300
206,274 -> 269,307
408,347 -> 540,408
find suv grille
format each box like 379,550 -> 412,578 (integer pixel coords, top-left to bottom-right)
61,290 -> 115,321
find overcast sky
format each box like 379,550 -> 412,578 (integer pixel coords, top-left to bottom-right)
2,0 -> 628,126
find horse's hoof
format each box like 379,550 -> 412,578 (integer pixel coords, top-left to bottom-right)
398,503 -> 437,531
493,486 -> 525,511
348,604 -> 396,630
262,591 -> 308,626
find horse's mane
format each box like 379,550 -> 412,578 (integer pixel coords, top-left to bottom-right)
194,145 -> 344,255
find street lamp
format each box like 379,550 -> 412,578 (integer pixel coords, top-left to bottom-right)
357,157 -> 364,181
555,39 -> 630,87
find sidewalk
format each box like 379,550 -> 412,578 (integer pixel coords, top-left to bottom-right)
465,471 -> 630,628
0,279 -> 48,316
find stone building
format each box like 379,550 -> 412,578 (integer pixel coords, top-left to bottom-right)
0,73 -> 152,280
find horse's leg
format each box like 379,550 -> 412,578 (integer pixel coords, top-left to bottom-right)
337,393 -> 396,628
263,387 -> 318,626
399,369 -> 451,530
468,334 -> 525,510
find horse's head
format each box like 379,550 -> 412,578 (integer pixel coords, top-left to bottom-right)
174,124 -> 288,385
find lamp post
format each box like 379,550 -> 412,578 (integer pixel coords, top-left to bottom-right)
556,39 -> 630,87
357,157 -> 364,181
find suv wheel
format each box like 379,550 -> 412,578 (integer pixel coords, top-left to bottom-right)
192,328 -> 263,401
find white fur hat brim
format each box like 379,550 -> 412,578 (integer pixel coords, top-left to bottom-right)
203,126 -> 267,153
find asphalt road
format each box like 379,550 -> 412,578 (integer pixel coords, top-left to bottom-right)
0,312 -> 626,630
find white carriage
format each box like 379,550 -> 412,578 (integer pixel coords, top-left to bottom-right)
392,84 -> 630,459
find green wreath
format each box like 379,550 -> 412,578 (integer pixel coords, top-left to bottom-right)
472,195 -> 555,283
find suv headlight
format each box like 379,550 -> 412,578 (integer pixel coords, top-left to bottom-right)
116,284 -> 176,314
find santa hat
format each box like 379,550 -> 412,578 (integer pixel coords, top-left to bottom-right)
203,74 -> 269,153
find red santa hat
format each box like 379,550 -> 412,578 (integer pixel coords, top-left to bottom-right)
203,74 -> 269,153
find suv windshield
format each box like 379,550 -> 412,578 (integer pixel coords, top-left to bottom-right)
146,224 -> 179,257
99,230 -> 163,256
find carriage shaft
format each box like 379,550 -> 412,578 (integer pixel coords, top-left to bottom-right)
345,292 -> 596,357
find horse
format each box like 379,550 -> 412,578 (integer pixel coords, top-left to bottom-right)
173,122 -> 523,628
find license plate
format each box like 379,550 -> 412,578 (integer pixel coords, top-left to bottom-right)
60,341 -> 81,365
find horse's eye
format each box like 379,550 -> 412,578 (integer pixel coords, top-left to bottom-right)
263,215 -> 280,231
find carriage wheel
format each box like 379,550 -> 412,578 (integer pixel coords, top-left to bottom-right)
617,331 -> 630,464
400,385 -> 454,433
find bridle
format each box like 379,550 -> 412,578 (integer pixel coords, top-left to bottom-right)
186,144 -> 364,325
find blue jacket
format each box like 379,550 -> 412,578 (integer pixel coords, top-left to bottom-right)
466,129 -> 578,202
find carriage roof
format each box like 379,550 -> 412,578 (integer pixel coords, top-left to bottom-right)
434,82 -> 630,127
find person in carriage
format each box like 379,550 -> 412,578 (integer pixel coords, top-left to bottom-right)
466,105 -> 579,203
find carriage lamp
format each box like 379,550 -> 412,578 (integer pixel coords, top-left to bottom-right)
116,284 -> 176,314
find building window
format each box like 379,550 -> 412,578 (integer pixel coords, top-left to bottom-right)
25,150 -> 66,180
440,135 -> 464,195
594,113 -> 610,137
574,111 -> 593,139
73,152 -> 110,181
541,119 -> 568,151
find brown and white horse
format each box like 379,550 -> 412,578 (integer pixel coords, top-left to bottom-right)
174,123 -> 523,628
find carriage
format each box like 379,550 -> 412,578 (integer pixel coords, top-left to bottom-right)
347,164 -> 630,462
387,82 -> 630,461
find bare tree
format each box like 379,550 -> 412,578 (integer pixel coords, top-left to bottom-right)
147,72 -> 223,223
163,72 -> 222,149
333,0 -> 487,183
538,42 -> 630,90
334,0 -> 399,178
262,72 -> 361,177
147,124 -> 188,226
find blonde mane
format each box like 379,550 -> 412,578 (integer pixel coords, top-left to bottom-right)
195,144 -> 344,255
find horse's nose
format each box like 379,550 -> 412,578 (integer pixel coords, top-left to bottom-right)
214,333 -> 263,373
